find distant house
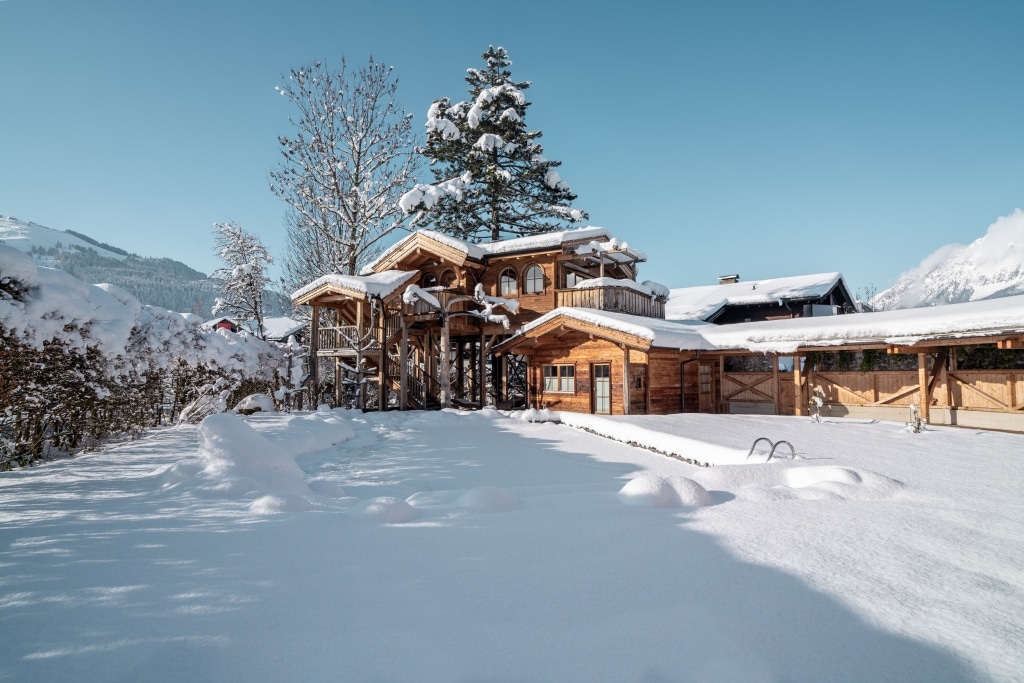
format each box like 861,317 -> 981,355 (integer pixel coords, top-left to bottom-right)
203,316 -> 238,333
260,317 -> 306,343
666,273 -> 857,324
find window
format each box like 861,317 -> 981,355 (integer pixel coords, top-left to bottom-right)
421,273 -> 437,288
440,270 -> 457,288
499,268 -> 518,296
524,264 -> 544,294
543,364 -> 575,393
565,269 -> 584,288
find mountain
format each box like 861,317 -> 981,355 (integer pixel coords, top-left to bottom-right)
871,209 -> 1024,311
0,216 -> 289,317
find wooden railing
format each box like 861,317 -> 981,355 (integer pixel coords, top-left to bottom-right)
317,325 -> 380,354
556,287 -> 665,318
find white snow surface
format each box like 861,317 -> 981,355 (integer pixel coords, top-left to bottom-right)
872,208 -> 1024,310
667,272 -> 846,322
1,409 -> 1021,682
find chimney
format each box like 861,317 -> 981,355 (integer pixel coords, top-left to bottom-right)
718,274 -> 740,285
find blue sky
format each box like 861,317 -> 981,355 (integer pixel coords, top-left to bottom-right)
1,0 -> 1021,296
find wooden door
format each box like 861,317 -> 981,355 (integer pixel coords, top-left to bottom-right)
698,362 -> 715,413
592,363 -> 611,414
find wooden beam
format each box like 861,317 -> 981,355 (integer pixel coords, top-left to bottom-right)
918,352 -> 930,423
998,338 -> 1024,350
772,353 -> 780,415
622,344 -> 631,416
309,305 -> 320,405
793,356 -> 805,416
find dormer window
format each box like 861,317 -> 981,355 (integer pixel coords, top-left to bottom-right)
524,265 -> 544,294
499,268 -> 518,296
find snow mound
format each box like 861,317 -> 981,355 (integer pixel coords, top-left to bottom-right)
618,475 -> 713,508
691,464 -> 903,502
307,479 -> 347,498
197,413 -> 311,498
782,466 -> 904,500
348,497 -> 418,523
269,412 -> 356,455
784,466 -> 861,488
235,394 -> 275,414
519,407 -> 560,423
248,493 -> 315,514
456,486 -> 519,513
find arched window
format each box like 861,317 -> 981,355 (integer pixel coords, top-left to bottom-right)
499,268 -> 518,296
421,273 -> 437,288
440,270 -> 457,288
524,264 -> 544,294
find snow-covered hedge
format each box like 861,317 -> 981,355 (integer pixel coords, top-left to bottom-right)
0,246 -> 304,468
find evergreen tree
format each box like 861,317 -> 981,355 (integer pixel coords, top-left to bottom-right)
401,46 -> 587,242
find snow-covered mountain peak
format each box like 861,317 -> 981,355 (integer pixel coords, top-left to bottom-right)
871,209 -> 1024,310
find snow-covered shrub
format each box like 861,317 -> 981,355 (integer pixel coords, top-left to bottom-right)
0,245 -> 296,465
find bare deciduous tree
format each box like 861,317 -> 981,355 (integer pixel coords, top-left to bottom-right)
271,56 -> 419,279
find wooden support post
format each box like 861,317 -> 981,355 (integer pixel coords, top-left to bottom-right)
440,316 -> 451,408
793,355 -> 805,416
772,353 -> 781,415
309,305 -> 320,406
479,330 -> 487,408
377,304 -> 386,413
622,344 -> 631,416
399,315 -> 409,411
334,359 -> 342,408
918,352 -> 930,423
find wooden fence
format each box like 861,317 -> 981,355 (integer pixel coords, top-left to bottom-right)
721,368 -> 1024,422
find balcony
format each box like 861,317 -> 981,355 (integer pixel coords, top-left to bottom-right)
556,285 -> 665,319
316,325 -> 381,357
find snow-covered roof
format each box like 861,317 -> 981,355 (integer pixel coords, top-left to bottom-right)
700,293 -> 1024,354
361,226 -> 619,274
666,273 -> 848,322
476,226 -> 612,257
504,306 -> 717,351
292,270 -> 419,302
502,295 -> 1024,354
236,316 -> 305,340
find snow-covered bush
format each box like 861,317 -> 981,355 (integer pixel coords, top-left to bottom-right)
0,246 -> 300,467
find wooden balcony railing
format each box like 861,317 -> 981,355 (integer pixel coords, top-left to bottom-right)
555,286 -> 665,319
316,325 -> 381,354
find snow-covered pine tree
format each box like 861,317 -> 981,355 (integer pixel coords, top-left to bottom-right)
211,222 -> 273,340
401,46 -> 587,242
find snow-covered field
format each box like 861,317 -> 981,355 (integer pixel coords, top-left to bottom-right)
1,409 -> 1021,682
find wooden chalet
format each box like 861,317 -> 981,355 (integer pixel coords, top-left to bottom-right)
294,227 -> 1024,433
291,227 -> 660,411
